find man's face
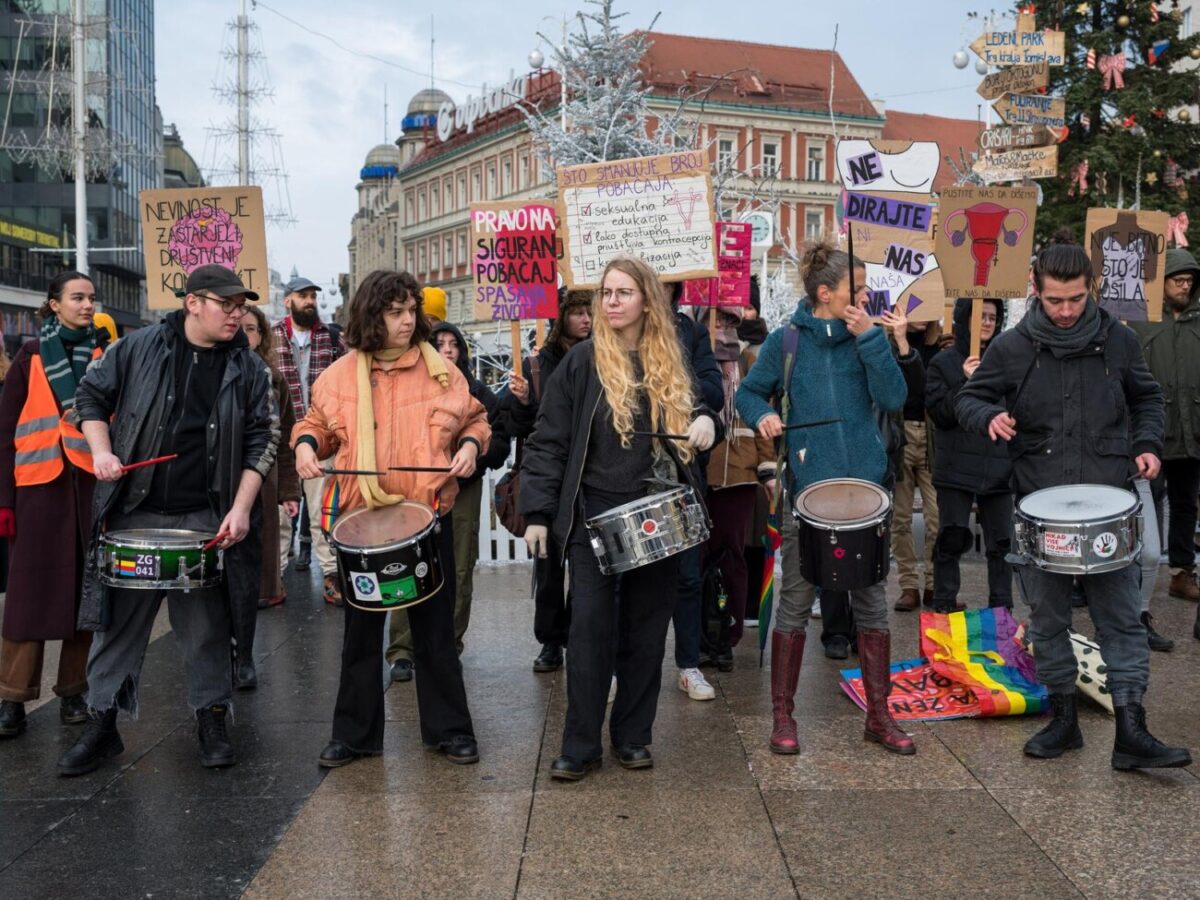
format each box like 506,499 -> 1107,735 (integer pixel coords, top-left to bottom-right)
287,288 -> 320,327
1037,274 -> 1090,329
435,331 -> 460,364
565,305 -> 592,341
187,292 -> 249,345
1164,271 -> 1196,311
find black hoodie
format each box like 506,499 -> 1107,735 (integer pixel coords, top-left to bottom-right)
430,321 -> 511,484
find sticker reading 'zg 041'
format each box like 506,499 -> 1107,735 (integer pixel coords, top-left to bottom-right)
115,553 -> 159,578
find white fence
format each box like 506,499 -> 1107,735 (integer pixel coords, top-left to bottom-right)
477,459 -> 530,564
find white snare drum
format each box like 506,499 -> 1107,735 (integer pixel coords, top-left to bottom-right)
1013,484 -> 1141,574
585,486 -> 709,575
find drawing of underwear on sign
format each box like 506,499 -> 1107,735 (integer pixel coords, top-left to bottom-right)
1084,208 -> 1169,322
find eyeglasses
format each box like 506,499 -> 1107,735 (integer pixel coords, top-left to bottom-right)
1168,275 -> 1195,288
197,293 -> 249,316
600,288 -> 639,302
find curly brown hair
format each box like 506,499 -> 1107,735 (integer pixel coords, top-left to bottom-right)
344,270 -> 431,353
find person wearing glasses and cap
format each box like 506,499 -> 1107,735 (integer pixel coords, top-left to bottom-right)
56,264 -> 279,776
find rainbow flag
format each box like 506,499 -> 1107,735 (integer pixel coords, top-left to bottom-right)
116,558 -> 138,577
757,499 -> 783,654
320,478 -> 340,533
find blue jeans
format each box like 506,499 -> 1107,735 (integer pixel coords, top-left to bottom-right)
671,545 -> 702,668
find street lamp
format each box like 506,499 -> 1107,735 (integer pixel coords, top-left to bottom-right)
530,15 -> 568,131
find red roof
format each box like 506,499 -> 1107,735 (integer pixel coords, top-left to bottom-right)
882,111 -> 982,192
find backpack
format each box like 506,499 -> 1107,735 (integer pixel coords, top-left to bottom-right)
493,355 -> 541,537
699,548 -> 733,658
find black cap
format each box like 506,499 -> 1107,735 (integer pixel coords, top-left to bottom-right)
184,264 -> 259,301
283,276 -> 322,294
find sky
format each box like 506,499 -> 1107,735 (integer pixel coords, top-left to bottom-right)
155,0 -> 1014,298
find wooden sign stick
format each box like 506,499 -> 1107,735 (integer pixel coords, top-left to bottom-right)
535,319 -> 545,350
969,299 -> 984,359
510,320 -> 522,377
944,303 -> 956,337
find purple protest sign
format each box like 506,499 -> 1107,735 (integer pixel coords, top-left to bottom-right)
844,192 -> 933,233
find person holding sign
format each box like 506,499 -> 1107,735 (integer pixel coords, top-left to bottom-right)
956,237 -> 1191,770
519,256 -> 718,781
735,241 -> 915,757
293,270 -> 488,770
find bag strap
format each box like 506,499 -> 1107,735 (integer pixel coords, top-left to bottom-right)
774,324 -> 801,500
530,352 -> 542,402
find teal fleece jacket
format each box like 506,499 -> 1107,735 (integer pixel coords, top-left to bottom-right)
735,301 -> 907,497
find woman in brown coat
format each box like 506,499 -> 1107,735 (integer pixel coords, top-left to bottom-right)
0,272 -> 107,737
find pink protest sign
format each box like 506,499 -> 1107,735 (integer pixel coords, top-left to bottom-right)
470,201 -> 561,321
682,221 -> 752,307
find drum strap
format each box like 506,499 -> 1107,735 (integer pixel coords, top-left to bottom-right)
773,325 -> 802,512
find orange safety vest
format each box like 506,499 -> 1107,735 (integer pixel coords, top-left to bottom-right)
13,351 -> 100,485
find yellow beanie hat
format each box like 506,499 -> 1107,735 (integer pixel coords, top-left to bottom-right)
93,312 -> 117,345
423,286 -> 447,322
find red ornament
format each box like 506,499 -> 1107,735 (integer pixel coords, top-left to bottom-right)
833,547 -> 847,559
1122,113 -> 1137,128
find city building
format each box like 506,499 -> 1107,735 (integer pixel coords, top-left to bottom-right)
161,122 -> 204,189
0,0 -> 158,340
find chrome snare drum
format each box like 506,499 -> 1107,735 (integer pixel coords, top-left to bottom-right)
1014,484 -> 1140,574
329,501 -> 443,613
98,529 -> 222,591
792,479 -> 892,591
585,486 -> 709,575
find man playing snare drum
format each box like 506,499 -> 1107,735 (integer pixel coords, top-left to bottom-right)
956,234 -> 1191,771
57,265 -> 279,776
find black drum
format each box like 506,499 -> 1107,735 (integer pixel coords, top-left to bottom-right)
329,501 -> 443,613
792,478 -> 892,591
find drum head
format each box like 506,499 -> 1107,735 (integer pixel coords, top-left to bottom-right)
795,479 -> 890,526
1019,485 -> 1137,521
331,502 -> 435,549
104,529 -> 213,548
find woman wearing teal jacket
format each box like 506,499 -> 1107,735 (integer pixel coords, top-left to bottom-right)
736,240 -> 914,759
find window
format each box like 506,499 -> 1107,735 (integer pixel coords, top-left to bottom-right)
406,248 -> 415,272
444,179 -> 453,211
519,154 -> 530,189
430,184 -> 439,217
471,170 -> 481,201
445,236 -> 454,268
486,163 -> 496,198
717,138 -> 735,171
502,158 -> 512,195
417,191 -> 426,220
807,145 -> 825,182
405,196 -> 414,225
805,209 -> 823,240
457,174 -> 467,207
762,140 -> 779,177
431,240 -> 439,271
1181,7 -> 1192,37
418,244 -> 426,273
458,232 -> 468,265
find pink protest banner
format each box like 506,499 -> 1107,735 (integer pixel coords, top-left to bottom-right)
470,201 -> 561,322
683,221 -> 752,307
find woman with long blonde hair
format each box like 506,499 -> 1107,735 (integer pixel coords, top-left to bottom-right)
520,255 -> 719,781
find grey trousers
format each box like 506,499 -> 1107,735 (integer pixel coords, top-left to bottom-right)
776,508 -> 889,633
85,508 -> 232,717
1016,562 -> 1148,705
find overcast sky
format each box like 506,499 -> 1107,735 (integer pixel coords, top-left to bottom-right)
155,1 -> 1009,297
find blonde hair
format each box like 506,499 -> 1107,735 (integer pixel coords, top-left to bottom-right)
592,256 -> 694,463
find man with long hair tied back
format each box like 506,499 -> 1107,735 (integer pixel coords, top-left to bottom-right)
519,255 -> 719,781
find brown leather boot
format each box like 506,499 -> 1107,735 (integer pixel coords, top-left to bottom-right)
769,629 -> 805,755
858,629 -> 916,755
1168,570 -> 1200,602
894,588 -> 920,612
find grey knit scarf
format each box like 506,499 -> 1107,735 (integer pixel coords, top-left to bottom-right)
1023,297 -> 1104,357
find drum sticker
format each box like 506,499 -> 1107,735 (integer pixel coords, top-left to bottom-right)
1042,531 -> 1081,557
382,561 -> 408,577
641,519 -> 660,537
115,553 -> 159,578
1092,532 -> 1118,558
415,562 -> 429,579
350,571 -> 382,603
379,575 -> 419,604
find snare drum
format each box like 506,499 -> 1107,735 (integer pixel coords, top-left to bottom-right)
329,501 -> 443,612
585,485 -> 710,575
1014,484 -> 1140,574
792,479 -> 892,591
98,529 -> 223,591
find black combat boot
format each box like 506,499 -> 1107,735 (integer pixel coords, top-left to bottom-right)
58,708 -> 123,776
196,704 -> 237,768
0,700 -> 26,737
1023,692 -> 1083,758
1111,703 -> 1192,770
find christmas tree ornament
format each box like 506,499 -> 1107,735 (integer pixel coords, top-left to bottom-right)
1167,212 -> 1190,248
975,58 -> 989,75
1080,112 -> 1092,130
1150,4 -> 1159,23
1164,158 -> 1183,187
1146,171 -> 1158,185
1153,149 -> 1163,157
1086,47 -> 1097,68
953,49 -> 969,68
1096,171 -> 1109,194
1152,108 -> 1167,118
1179,108 -> 1192,122
1149,39 -> 1171,63
1069,159 -> 1090,195
1117,14 -> 1130,26
1123,113 -> 1138,128
1100,52 -> 1126,88
1075,1 -> 1090,12
1190,46 -> 1200,60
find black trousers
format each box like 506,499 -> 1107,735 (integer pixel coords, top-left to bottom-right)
533,534 -> 570,646
330,514 -> 473,753
563,534 -> 678,761
1151,458 -> 1200,570
819,590 -> 854,647
932,488 -> 1014,609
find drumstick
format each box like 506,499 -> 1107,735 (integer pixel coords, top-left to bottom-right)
202,529 -> 229,551
389,466 -> 453,473
119,453 -> 178,473
324,467 -> 387,476
783,418 -> 842,430
627,431 -> 690,440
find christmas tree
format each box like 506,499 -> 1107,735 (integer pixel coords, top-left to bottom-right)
1029,0 -> 1199,248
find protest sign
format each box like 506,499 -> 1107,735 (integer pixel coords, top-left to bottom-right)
977,123 -> 1064,151
972,144 -> 1059,183
976,62 -> 1050,100
935,185 -> 1038,300
140,186 -> 267,309
840,658 -> 983,722
992,93 -> 1066,128
1085,208 -> 1170,322
682,221 -> 752,307
557,151 -> 717,289
469,201 -> 561,322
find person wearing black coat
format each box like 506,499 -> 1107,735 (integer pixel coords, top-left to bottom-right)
925,298 -> 1013,613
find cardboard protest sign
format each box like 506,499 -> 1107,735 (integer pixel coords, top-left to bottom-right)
970,25 -> 1066,67
557,151 -> 716,289
835,139 -> 943,322
1084,208 -> 1170,322
976,62 -> 1050,100
973,145 -> 1059,183
469,201 -> 561,321
682,220 -> 752,307
978,124 -> 1064,151
140,186 -> 267,309
935,185 -> 1038,300
992,93 -> 1066,128
840,658 -> 982,722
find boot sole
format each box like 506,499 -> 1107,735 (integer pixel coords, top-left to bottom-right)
0,721 -> 27,737
864,731 -> 917,755
532,662 -> 562,673
318,753 -> 361,769
1112,750 -> 1193,770
1024,736 -> 1084,759
769,742 -> 800,755
550,759 -> 601,781
60,713 -> 89,725
201,753 -> 237,769
58,737 -> 124,777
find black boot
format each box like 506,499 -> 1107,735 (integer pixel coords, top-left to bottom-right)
1194,603 -> 1200,642
59,694 -> 89,724
196,705 -> 236,768
294,539 -> 312,571
234,658 -> 258,691
1023,692 -> 1083,758
533,643 -> 563,673
0,700 -> 26,737
58,708 -> 123,776
1112,703 -> 1192,770
1142,612 -> 1174,653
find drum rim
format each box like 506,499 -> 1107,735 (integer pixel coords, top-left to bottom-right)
1017,484 -> 1139,522
103,529 -> 217,549
584,485 -> 694,528
329,500 -> 438,553
793,477 -> 891,528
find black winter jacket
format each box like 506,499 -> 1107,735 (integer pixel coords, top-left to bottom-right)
430,322 -> 511,485
955,303 -> 1163,498
502,340 -> 568,442
926,299 -> 1012,495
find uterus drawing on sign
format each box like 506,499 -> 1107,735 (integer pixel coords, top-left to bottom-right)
168,205 -> 244,273
944,203 -> 1028,287
663,188 -> 705,230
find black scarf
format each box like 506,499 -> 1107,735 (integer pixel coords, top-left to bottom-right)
1023,297 -> 1104,357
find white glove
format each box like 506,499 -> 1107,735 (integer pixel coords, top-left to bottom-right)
524,524 -> 549,559
686,415 -> 716,452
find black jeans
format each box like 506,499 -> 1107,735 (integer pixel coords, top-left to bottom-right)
1151,457 -> 1200,570
819,590 -> 855,648
330,514 -> 473,753
562,533 -> 678,761
533,535 -> 570,647
932,488 -> 1014,610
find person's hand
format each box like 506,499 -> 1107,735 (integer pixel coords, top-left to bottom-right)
295,443 -> 324,480
448,441 -> 479,479
756,414 -> 784,440
0,508 -> 15,540
1135,452 -> 1161,480
881,309 -> 909,354
282,499 -> 300,518
93,451 -> 124,482
764,478 -> 779,502
843,305 -> 872,336
510,373 -> 530,405
216,506 -> 250,548
686,415 -> 716,451
962,356 -> 981,379
988,412 -> 1017,442
524,524 -> 549,558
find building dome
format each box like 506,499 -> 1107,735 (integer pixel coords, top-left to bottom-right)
363,143 -> 401,169
407,88 -> 452,118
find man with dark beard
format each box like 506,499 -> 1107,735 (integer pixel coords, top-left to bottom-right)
271,276 -> 345,604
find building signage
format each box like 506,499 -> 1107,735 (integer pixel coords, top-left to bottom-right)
0,217 -> 61,249
436,73 -> 529,142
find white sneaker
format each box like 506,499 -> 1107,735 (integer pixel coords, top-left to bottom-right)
607,675 -> 617,704
678,668 -> 716,701
812,596 -> 823,619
